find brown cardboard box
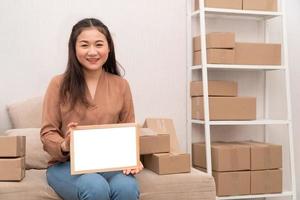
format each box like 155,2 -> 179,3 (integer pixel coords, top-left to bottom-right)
0,157 -> 25,181
243,0 -> 277,11
243,141 -> 282,170
193,32 -> 235,51
140,129 -> 170,155
192,142 -> 250,171
143,153 -> 191,175
193,49 -> 235,65
192,97 -> 256,120
143,118 -> 181,153
195,0 -> 242,10
213,170 -> 250,196
0,136 -> 26,157
190,80 -> 238,97
251,169 -> 282,194
235,42 -> 281,65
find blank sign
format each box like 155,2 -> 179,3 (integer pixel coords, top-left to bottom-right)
70,123 -> 139,175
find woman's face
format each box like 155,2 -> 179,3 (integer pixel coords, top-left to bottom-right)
75,27 -> 110,72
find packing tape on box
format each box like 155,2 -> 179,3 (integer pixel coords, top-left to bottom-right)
232,172 -> 240,194
264,147 -> 271,169
231,148 -> 238,171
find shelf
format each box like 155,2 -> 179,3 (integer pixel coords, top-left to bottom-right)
191,119 -> 290,125
191,7 -> 282,20
216,191 -> 293,200
191,64 -> 285,71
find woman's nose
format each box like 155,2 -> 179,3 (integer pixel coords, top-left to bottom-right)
88,46 -> 97,55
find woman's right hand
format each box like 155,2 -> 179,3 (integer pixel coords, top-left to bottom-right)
61,122 -> 78,153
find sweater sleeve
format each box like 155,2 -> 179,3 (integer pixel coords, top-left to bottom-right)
119,79 -> 135,123
40,76 -> 69,162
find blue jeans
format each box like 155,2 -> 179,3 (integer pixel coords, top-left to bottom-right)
46,161 -> 139,200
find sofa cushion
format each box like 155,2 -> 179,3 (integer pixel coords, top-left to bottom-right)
7,96 -> 43,128
5,128 -> 50,169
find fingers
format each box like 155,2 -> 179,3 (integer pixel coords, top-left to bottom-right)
67,122 -> 78,129
123,162 -> 144,175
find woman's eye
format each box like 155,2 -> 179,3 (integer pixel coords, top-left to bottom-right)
96,44 -> 103,47
81,44 -> 88,48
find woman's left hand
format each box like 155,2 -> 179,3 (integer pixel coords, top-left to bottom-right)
123,161 -> 144,175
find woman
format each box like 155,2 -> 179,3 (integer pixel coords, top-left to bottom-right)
40,18 -> 143,200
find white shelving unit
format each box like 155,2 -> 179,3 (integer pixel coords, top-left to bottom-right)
186,0 -> 296,200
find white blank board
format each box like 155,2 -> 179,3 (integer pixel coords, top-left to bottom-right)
70,124 -> 138,175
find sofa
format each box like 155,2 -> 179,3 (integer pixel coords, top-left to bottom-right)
0,97 -> 216,200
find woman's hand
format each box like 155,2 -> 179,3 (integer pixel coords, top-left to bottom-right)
61,122 -> 78,153
123,161 -> 144,175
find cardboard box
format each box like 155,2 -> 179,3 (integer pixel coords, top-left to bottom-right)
192,142 -> 250,171
143,118 -> 181,153
0,157 -> 25,181
192,97 -> 256,120
0,136 -> 26,157
193,32 -> 235,51
243,0 -> 277,11
243,141 -> 282,170
251,169 -> 282,194
193,49 -> 235,65
140,128 -> 170,155
195,0 -> 243,10
143,153 -> 191,175
213,170 -> 250,196
190,80 -> 238,97
235,42 -> 281,65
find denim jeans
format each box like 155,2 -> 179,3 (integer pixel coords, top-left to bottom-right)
46,161 -> 139,200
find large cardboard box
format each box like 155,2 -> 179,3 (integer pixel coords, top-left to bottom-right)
251,169 -> 282,194
243,0 -> 277,11
193,49 -> 235,65
143,153 -> 191,175
195,0 -> 242,10
190,80 -> 238,97
0,136 -> 26,157
213,170 -> 250,196
235,42 -> 281,65
193,32 -> 235,51
192,97 -> 256,120
0,157 -> 25,181
192,142 -> 250,171
140,128 -> 170,155
243,141 -> 282,170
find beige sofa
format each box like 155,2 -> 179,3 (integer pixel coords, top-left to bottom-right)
0,97 -> 216,200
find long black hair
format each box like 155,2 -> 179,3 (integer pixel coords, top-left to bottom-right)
59,18 -> 120,109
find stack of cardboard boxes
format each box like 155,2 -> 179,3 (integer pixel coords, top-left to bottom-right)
0,136 -> 26,181
140,118 -> 191,175
194,0 -> 277,12
192,141 -> 282,196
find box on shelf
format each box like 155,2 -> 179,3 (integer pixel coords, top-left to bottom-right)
190,80 -> 238,97
0,136 -> 26,157
243,0 -> 277,12
235,42 -> 281,65
192,142 -> 250,171
193,32 -> 235,51
140,128 -> 170,155
193,49 -> 235,65
192,97 -> 256,120
251,169 -> 282,194
0,157 -> 25,181
143,153 -> 191,175
195,0 -> 243,10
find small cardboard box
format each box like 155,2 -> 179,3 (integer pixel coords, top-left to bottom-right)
192,142 -> 250,171
195,0 -> 243,10
243,0 -> 277,11
193,49 -> 235,65
143,153 -> 191,175
0,136 -> 26,157
213,170 -> 251,196
192,97 -> 256,120
140,128 -> 170,155
251,169 -> 282,194
193,32 -> 235,51
235,42 -> 281,65
190,80 -> 238,97
0,157 -> 25,181
243,141 -> 282,170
